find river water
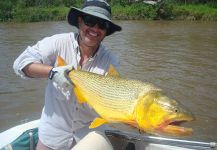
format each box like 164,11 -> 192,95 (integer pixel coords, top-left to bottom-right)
0,21 -> 216,143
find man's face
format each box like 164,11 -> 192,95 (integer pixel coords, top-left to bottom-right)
78,15 -> 108,47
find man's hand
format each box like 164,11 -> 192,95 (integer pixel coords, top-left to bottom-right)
49,65 -> 73,100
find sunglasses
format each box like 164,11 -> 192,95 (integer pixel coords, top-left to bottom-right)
82,15 -> 110,30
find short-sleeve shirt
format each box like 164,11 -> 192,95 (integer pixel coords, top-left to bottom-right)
13,32 -> 120,149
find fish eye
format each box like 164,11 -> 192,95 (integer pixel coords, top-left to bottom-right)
174,109 -> 178,113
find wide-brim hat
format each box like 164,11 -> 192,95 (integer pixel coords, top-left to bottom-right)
67,0 -> 122,36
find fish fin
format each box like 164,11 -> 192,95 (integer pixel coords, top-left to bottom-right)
73,86 -> 86,103
57,56 -> 67,66
107,64 -> 120,77
89,118 -> 107,128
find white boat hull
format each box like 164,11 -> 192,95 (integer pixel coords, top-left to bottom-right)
0,120 -> 216,150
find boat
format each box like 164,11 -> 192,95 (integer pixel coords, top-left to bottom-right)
105,130 -> 217,150
0,120 -> 39,150
143,0 -> 161,5
0,120 -> 216,150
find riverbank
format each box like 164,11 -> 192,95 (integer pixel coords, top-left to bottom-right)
112,3 -> 217,21
0,2 -> 216,22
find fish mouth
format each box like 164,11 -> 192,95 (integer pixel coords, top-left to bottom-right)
158,117 -> 194,136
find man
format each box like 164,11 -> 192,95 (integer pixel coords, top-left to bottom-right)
13,0 -> 122,149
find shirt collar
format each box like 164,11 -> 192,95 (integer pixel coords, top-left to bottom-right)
74,33 -> 79,52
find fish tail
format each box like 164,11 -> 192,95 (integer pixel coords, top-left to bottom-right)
57,56 -> 67,66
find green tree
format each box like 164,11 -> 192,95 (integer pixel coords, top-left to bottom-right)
0,0 -> 14,21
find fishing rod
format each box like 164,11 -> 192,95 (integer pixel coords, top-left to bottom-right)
105,130 -> 217,149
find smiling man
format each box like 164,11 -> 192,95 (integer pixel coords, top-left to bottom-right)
13,0 -> 122,149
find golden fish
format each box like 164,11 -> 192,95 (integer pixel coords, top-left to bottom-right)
58,56 -> 194,136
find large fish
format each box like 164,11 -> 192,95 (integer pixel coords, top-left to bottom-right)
58,56 -> 194,136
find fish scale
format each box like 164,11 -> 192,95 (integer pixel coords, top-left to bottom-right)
69,70 -> 158,117
71,72 -> 130,114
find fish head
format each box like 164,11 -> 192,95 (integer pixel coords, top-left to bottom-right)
136,91 -> 195,136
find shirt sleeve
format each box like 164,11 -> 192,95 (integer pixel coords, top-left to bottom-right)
13,35 -> 58,79
102,48 -> 121,76
110,53 -> 121,73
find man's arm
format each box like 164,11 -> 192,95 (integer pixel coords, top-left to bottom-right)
22,63 -> 52,78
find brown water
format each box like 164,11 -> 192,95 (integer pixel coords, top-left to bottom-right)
0,21 -> 216,143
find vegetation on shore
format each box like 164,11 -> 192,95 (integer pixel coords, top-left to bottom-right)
0,0 -> 216,22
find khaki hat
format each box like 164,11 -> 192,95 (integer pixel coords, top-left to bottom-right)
67,0 -> 122,36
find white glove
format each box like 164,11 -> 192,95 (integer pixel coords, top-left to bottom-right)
48,65 -> 73,100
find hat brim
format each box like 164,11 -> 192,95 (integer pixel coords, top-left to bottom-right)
67,7 -> 121,36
